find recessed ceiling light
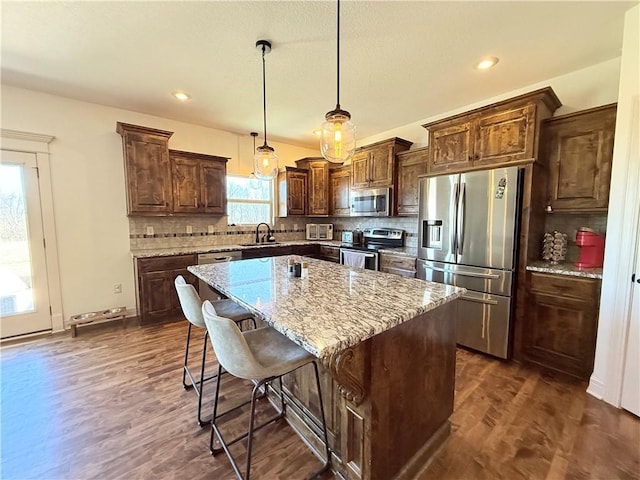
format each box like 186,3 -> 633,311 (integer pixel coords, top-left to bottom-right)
172,91 -> 191,101
313,129 -> 322,136
475,56 -> 499,70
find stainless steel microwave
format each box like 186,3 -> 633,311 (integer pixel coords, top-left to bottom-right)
350,188 -> 391,217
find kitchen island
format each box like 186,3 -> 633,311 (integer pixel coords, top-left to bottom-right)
188,256 -> 465,480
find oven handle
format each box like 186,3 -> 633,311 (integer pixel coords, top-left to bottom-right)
340,250 -> 376,258
423,265 -> 500,279
460,294 -> 499,306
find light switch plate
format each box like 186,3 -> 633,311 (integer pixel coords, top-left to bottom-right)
146,226 -> 154,236
207,225 -> 214,234
186,225 -> 193,234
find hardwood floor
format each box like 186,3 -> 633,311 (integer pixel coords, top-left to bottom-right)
1,320 -> 638,480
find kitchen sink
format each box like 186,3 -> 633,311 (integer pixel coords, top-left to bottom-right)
238,242 -> 281,246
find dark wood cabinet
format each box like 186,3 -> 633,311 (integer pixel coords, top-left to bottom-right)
330,165 -> 351,216
241,245 -> 293,259
116,122 -> 174,215
136,254 -> 197,325
318,245 -> 340,263
295,158 -> 337,217
395,147 -> 429,215
350,138 -> 412,189
423,88 -> 561,175
277,167 -> 308,217
523,272 -> 600,379
170,150 -> 228,215
379,253 -> 416,278
541,104 -> 616,213
292,244 -> 320,256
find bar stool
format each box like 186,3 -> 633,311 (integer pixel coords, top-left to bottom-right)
201,300 -> 331,480
174,275 -> 256,426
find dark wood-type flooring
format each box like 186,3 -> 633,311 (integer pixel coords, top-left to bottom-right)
1,319 -> 638,480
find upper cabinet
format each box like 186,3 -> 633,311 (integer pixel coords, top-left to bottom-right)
170,150 -> 228,215
116,122 -> 174,215
117,122 -> 229,216
330,165 -> 351,216
277,167 -> 308,217
295,157 -> 337,217
351,138 -> 412,189
395,146 -> 429,216
541,104 -> 617,213
423,88 -> 562,175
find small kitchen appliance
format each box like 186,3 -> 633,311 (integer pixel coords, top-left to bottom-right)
306,223 -> 333,240
341,229 -> 363,245
339,227 -> 404,270
575,228 -> 605,268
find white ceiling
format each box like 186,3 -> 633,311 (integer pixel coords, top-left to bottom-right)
1,1 -> 635,149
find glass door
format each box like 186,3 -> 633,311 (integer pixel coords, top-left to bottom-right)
0,150 -> 51,338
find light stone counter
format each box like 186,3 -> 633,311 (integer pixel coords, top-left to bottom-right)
188,255 -> 464,360
526,261 -> 603,279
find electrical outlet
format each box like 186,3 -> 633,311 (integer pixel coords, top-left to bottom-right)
146,226 -> 154,236
207,225 -> 214,234
113,283 -> 122,294
186,225 -> 193,234
294,224 -> 299,230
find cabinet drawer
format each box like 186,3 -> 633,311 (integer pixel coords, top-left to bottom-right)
380,254 -> 416,272
381,266 -> 416,278
137,254 -> 197,274
529,272 -> 598,299
319,245 -> 340,261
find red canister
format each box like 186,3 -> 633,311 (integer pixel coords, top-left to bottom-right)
575,228 -> 605,268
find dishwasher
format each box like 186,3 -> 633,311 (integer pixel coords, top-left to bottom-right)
197,251 -> 242,302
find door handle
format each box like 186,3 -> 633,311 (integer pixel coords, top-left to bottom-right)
451,183 -> 459,253
424,265 -> 500,279
457,182 -> 466,255
461,294 -> 499,305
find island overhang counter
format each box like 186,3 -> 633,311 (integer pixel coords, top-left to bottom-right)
188,256 -> 465,480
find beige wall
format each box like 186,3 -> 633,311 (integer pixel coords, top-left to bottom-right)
0,53 -> 624,325
0,86 -> 318,322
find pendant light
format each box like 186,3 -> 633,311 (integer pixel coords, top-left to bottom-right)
320,0 -> 356,163
253,40 -> 278,180
248,132 -> 262,189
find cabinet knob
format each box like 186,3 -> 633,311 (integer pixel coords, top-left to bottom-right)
545,204 -> 553,213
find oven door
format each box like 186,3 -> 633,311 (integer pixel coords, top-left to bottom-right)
339,248 -> 379,270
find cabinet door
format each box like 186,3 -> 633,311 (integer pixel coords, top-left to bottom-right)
545,105 -> 616,212
201,161 -> 227,215
330,168 -> 351,216
140,271 -> 174,322
396,149 -> 428,215
125,134 -> 172,214
172,156 -> 201,214
287,171 -> 307,215
429,120 -> 474,174
368,145 -> 394,188
474,105 -> 535,166
307,161 -> 329,216
351,151 -> 371,188
241,246 -> 293,259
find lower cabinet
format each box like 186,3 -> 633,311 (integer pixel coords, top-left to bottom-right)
523,271 -> 600,379
379,253 -> 416,278
292,244 -> 320,256
241,245 -> 293,259
136,254 -> 197,325
318,245 -> 340,263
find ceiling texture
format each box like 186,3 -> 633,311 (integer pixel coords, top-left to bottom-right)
1,1 -> 635,149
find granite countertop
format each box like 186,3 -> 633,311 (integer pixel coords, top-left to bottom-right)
526,261 -> 603,279
188,256 -> 465,360
131,240 -> 343,259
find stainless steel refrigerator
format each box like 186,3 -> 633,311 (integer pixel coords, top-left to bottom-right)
416,166 -> 521,358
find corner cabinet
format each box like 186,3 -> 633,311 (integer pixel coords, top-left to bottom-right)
423,88 -> 562,175
351,138 -> 412,189
116,122 -> 174,215
395,147 -> 429,215
171,150 -> 228,215
295,157 -> 338,217
523,272 -> 600,379
135,254 -> 197,325
541,104 -> 616,213
277,167 -> 308,217
330,165 -> 351,216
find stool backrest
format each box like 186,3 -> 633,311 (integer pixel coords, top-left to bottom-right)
202,300 -> 265,380
174,275 -> 207,328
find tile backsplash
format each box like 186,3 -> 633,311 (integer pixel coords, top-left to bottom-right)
129,215 -> 420,250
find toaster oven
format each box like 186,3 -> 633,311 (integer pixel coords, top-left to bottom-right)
306,223 -> 334,240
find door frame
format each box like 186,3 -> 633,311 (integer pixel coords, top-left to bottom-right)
1,129 -> 63,334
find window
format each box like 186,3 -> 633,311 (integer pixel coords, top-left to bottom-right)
226,175 -> 273,225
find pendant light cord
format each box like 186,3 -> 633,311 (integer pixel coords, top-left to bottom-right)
336,0 -> 341,109
261,44 -> 269,147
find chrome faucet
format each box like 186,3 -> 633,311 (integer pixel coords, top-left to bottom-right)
255,223 -> 273,243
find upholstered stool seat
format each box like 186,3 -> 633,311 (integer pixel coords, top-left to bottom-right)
174,275 -> 256,426
202,300 -> 331,480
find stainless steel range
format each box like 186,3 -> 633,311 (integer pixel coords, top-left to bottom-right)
339,227 -> 404,270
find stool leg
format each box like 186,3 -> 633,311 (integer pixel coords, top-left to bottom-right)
210,363 -> 224,455
182,323 -> 193,389
245,378 -> 268,480
197,330 -> 209,426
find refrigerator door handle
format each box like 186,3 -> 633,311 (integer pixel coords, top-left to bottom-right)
460,294 -> 499,305
425,265 -> 501,279
457,182 -> 466,255
451,182 -> 459,253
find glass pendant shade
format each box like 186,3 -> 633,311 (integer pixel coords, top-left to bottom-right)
321,108 -> 356,162
253,144 -> 278,180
